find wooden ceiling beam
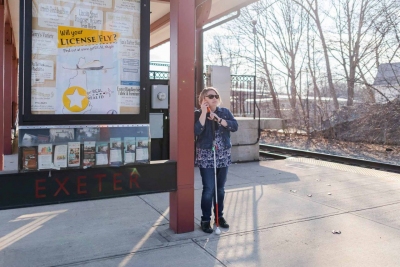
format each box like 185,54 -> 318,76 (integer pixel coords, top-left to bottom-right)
150,12 -> 170,33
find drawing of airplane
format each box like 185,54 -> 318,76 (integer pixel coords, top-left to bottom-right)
63,60 -> 114,72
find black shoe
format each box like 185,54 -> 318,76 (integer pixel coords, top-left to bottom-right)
216,217 -> 229,228
201,221 -> 213,233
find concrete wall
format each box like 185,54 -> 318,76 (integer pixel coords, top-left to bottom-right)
231,118 -> 283,162
207,65 -> 231,108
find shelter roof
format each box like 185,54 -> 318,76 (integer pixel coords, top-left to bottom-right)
8,0 -> 258,58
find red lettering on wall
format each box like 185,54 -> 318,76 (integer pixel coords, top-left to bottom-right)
130,173 -> 140,189
54,177 -> 70,196
35,179 -> 46,198
113,173 -> 122,191
94,174 -> 106,192
77,176 -> 87,194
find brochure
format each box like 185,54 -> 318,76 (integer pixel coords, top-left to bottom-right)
22,147 -> 37,170
110,137 -> 122,165
96,141 -> 109,165
54,144 -> 68,168
76,128 -> 100,141
124,137 -> 136,164
50,128 -> 75,143
68,142 -> 81,167
37,134 -> 50,143
83,141 -> 96,167
135,137 -> 149,162
38,144 -> 53,169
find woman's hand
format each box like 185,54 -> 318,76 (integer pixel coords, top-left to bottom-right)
208,112 -> 220,122
201,101 -> 209,114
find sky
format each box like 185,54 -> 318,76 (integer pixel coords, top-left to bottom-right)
150,42 -> 170,63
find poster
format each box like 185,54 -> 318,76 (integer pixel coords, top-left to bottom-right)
31,87 -> 56,112
32,30 -> 58,55
31,0 -> 141,115
38,4 -> 71,29
32,60 -> 54,84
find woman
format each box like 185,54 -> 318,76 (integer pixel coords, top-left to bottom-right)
194,87 -> 238,233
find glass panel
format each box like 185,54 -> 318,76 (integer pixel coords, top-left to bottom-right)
18,125 -> 150,171
31,0 -> 141,115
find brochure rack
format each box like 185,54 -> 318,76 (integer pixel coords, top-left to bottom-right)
18,124 -> 150,172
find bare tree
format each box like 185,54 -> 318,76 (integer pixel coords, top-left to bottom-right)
293,0 -> 339,110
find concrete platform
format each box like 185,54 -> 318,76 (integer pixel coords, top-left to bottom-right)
1,157 -> 400,266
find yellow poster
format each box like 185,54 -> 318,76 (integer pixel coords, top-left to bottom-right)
58,26 -> 120,48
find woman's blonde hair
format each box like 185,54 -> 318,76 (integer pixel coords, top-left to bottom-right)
198,87 -> 222,106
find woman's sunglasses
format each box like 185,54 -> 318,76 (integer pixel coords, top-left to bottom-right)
205,94 -> 220,99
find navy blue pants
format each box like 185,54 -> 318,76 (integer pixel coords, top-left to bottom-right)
200,167 -> 228,222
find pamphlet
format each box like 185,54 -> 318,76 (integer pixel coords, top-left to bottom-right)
38,144 -> 53,169
110,137 -> 122,165
83,141 -> 96,167
96,141 -> 109,165
50,128 -> 75,142
135,137 -> 149,162
54,144 -> 67,168
37,134 -> 50,143
22,147 -> 38,170
68,142 -> 81,167
22,133 -> 38,146
76,128 -> 100,141
124,137 -> 136,164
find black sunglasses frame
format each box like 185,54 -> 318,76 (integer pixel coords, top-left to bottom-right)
205,94 -> 220,100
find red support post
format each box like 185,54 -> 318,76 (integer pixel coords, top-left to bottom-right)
3,23 -> 12,155
0,5 -> 4,169
169,0 -> 196,233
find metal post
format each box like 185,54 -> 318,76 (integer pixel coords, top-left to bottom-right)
252,20 -> 257,119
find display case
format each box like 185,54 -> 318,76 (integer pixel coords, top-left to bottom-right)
18,124 -> 150,172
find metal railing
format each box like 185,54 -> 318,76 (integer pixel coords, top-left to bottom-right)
231,75 -> 256,117
150,69 -> 258,118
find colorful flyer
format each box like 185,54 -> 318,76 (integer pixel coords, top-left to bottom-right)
96,141 -> 109,165
54,144 -> 68,168
68,142 -> 81,167
110,137 -> 122,165
83,141 -> 96,167
38,144 -> 53,169
124,137 -> 136,164
135,137 -> 149,162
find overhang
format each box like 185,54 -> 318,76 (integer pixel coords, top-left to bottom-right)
8,0 -> 258,57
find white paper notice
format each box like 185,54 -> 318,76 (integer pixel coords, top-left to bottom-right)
118,38 -> 140,59
60,0 -> 111,8
32,60 -> 54,84
73,7 -> 103,30
31,87 -> 56,112
38,4 -> 71,29
120,58 -> 140,85
117,86 -> 140,108
32,30 -> 58,55
106,12 -> 134,36
115,0 -> 140,12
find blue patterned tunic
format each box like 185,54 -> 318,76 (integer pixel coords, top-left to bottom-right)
195,128 -> 232,168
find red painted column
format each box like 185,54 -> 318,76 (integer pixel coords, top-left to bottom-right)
3,23 -> 12,155
0,5 -> 4,169
169,0 -> 195,233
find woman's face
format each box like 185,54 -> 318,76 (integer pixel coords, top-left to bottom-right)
202,90 -> 220,108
